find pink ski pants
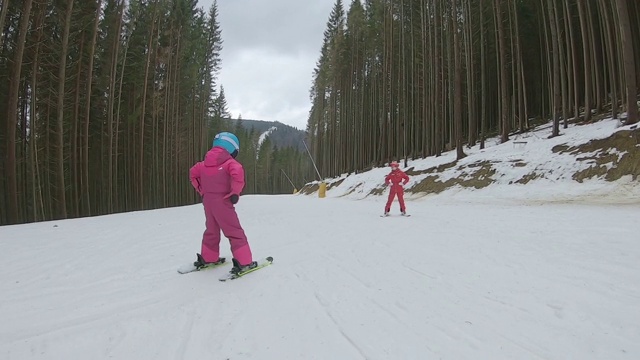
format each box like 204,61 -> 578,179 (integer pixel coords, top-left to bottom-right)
200,195 -> 253,265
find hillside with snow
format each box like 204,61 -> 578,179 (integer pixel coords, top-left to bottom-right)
1,118 -> 639,360
231,118 -> 307,151
302,118 -> 640,205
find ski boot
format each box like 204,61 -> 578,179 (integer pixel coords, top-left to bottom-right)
194,253 -> 226,269
230,258 -> 258,275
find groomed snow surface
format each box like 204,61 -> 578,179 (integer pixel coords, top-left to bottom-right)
1,119 -> 639,360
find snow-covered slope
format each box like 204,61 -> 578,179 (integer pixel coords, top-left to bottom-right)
1,119 -> 639,360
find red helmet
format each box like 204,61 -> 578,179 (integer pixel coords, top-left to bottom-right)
390,161 -> 399,168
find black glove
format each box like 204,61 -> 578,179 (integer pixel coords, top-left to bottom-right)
229,194 -> 239,204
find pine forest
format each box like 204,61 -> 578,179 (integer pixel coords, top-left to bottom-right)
1,0 -> 639,225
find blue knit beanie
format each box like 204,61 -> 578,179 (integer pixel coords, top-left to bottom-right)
212,132 -> 240,158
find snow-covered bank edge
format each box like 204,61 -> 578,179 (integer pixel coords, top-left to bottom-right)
300,118 -> 640,204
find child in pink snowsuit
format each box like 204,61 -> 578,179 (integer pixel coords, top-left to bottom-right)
189,132 -> 255,270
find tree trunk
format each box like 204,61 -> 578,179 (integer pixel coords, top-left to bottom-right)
512,0 -> 528,131
465,0 -> 477,146
480,0 -> 486,149
586,2 -> 602,113
107,0 -> 124,213
54,0 -> 75,219
495,0 -> 510,143
70,36 -> 84,217
4,0 -> 33,224
616,0 -> 638,125
82,0 -> 102,216
577,0 -> 592,122
547,0 -> 561,137
138,3 -> 158,210
553,0 -> 569,129
434,0 -> 442,155
598,0 -> 618,119
113,31 -> 129,211
29,0 -> 45,222
565,0 -> 580,121
0,0 -> 10,50
453,0 -> 466,160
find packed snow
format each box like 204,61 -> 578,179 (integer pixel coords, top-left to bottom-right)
1,119 -> 639,360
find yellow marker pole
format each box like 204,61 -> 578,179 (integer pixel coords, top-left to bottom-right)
318,182 -> 327,198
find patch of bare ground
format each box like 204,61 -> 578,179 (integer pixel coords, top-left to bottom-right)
408,160 -> 496,195
299,178 -> 347,195
552,128 -> 640,182
328,178 -> 345,190
299,183 -> 319,195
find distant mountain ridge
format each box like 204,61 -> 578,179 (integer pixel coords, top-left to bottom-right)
230,119 -> 307,151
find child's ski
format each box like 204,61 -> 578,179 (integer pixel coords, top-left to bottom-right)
177,257 -> 227,274
218,256 -> 274,281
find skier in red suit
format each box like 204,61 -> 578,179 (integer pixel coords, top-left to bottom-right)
384,161 -> 410,216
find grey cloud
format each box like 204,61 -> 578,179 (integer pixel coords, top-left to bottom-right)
197,0 -> 336,128
200,0 -> 333,56
221,48 -> 317,129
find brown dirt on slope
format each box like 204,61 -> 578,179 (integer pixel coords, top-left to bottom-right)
552,128 -> 640,182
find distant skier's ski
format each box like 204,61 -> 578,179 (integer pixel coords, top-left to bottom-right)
380,213 -> 411,217
218,256 -> 274,281
177,257 -> 227,274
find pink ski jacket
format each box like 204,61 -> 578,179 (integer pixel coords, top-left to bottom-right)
385,169 -> 410,187
190,146 -> 245,198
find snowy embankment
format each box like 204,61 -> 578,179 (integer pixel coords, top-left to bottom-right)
304,118 -> 640,205
1,118 -> 639,360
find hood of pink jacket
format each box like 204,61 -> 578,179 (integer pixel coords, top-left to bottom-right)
204,146 -> 233,167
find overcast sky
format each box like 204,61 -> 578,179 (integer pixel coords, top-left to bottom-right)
198,0 -> 337,130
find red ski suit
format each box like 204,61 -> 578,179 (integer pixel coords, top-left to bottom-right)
384,169 -> 410,212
